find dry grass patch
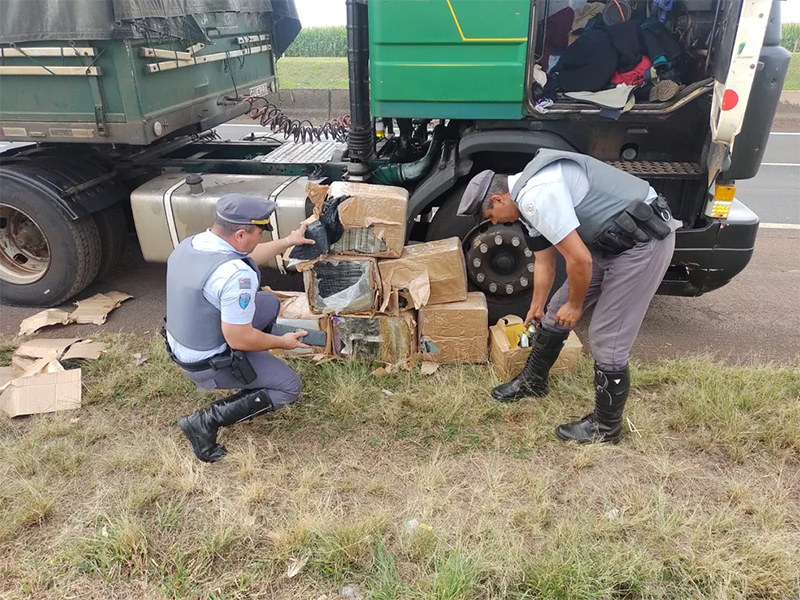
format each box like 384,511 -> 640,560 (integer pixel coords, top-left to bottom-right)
1,334 -> 798,599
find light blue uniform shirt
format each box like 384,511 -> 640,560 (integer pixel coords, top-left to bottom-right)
510,161 -> 658,245
166,230 -> 259,362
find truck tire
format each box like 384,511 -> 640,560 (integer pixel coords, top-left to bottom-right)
0,176 -> 102,307
426,185 -> 566,324
92,203 -> 129,282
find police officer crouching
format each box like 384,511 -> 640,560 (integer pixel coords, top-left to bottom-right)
164,194 -> 315,462
458,149 -> 681,444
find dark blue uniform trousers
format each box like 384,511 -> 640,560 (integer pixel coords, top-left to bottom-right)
182,291 -> 302,407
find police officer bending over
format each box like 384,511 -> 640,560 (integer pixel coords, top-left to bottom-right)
165,194 -> 314,462
459,149 -> 681,444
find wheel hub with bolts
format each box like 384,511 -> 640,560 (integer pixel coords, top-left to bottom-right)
464,222 -> 534,298
0,204 -> 51,284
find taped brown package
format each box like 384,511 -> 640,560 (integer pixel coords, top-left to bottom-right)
418,293 -> 488,364
270,290 -> 332,356
378,238 -> 468,312
489,315 -> 583,380
305,181 -> 408,258
298,256 -> 382,315
331,313 -> 416,364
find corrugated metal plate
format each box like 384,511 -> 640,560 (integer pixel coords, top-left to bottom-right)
262,140 -> 346,164
606,161 -> 704,179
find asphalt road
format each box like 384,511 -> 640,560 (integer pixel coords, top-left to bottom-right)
1,129 -> 798,364
737,132 -> 800,225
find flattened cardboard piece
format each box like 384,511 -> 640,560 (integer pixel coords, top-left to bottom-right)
61,340 -> 109,361
69,291 -> 132,325
490,315 -> 583,380
302,256 -> 381,315
418,292 -> 489,364
372,366 -> 391,378
0,367 -> 17,389
331,313 -> 416,364
273,290 -> 332,356
14,338 -> 81,360
0,365 -> 81,418
379,238 -> 468,312
104,291 -> 133,305
18,309 -> 71,336
420,362 -> 439,376
22,357 -> 64,378
327,181 -> 408,258
11,356 -> 36,373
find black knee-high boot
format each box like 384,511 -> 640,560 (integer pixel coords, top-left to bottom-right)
555,364 -> 629,444
179,389 -> 274,462
491,327 -> 569,402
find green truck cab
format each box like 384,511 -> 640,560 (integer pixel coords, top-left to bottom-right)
0,0 -> 791,321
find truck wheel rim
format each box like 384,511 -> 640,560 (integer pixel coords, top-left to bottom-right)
0,204 -> 50,285
464,222 -> 534,297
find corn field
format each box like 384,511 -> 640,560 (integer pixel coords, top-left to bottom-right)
284,23 -> 799,57
284,26 -> 348,57
783,23 -> 800,53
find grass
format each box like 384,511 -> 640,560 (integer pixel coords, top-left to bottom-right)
1,334 -> 799,599
277,57 -> 349,90
785,53 -> 800,92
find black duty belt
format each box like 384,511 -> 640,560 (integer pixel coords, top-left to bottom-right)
171,350 -> 227,372
159,323 -> 257,384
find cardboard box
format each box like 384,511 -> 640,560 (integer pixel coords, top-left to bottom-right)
0,359 -> 81,418
489,315 -> 583,380
272,290 -> 331,355
331,313 -> 416,363
300,256 -> 382,315
378,238 -> 468,312
306,181 -> 408,259
418,292 -> 489,364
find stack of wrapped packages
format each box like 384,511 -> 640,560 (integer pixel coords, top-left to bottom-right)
270,181 -> 582,376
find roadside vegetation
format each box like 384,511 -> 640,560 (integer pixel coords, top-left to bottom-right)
786,52 -> 800,92
1,334 -> 799,599
277,57 -> 349,89
278,25 -> 800,91
284,26 -> 348,58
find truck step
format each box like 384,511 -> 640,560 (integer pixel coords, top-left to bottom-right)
605,161 -> 704,179
261,140 -> 346,164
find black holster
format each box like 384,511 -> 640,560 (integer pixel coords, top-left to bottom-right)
593,196 -> 672,256
228,351 -> 258,385
198,350 -> 258,386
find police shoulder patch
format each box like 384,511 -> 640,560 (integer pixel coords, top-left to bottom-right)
238,293 -> 252,309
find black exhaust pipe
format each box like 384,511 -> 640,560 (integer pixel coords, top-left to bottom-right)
346,0 -> 374,178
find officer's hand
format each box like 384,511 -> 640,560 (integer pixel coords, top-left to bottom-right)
524,303 -> 545,327
555,301 -> 582,329
282,330 -> 311,350
286,222 -> 316,247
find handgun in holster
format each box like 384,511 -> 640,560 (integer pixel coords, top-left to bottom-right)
206,350 -> 257,385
